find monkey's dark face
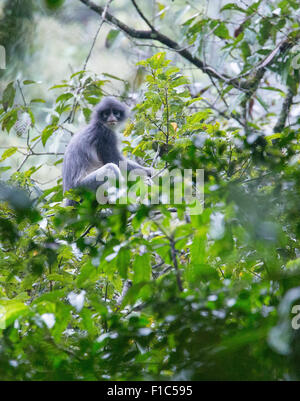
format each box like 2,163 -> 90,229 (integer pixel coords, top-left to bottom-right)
93,97 -> 129,131
99,108 -> 126,129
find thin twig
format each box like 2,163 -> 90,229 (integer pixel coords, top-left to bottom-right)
17,80 -> 27,107
67,0 -> 113,124
83,0 -> 114,70
131,0 -> 155,31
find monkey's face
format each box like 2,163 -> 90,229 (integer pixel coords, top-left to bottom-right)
99,108 -> 126,130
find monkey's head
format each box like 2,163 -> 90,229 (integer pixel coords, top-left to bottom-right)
93,97 -> 129,131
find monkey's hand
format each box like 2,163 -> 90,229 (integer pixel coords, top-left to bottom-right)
146,167 -> 154,177
145,175 -> 154,186
124,159 -> 153,177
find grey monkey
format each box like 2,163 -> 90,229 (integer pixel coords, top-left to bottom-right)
62,96 -> 152,206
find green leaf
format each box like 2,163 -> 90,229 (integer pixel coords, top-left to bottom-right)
0,147 -> 17,162
247,0 -> 261,14
187,110 -> 210,124
0,301 -> 28,329
44,0 -> 65,10
105,29 -> 121,49
102,73 -> 126,82
190,263 -> 219,282
157,2 -> 166,18
41,125 -> 58,146
82,107 -> 92,123
214,22 -> 230,39
55,93 -> 74,103
0,166 -> 11,174
54,158 -> 63,166
1,109 -> 18,133
241,41 -> 251,59
23,80 -> 37,85
32,290 -> 67,304
221,3 -> 246,12
191,231 -> 206,265
117,247 -> 130,279
27,108 -> 35,126
133,253 -> 151,284
30,98 -> 46,103
2,82 -> 16,111
70,70 -> 85,79
259,19 -> 272,45
77,261 -> 98,288
50,84 -> 71,90
260,87 -> 285,96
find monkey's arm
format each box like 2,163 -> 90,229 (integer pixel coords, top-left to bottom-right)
123,158 -> 153,176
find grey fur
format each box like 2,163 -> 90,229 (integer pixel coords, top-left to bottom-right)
62,97 -> 152,205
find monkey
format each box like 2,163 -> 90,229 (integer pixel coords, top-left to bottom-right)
62,96 -> 152,206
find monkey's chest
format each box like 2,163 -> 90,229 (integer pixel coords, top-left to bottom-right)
87,149 -> 104,172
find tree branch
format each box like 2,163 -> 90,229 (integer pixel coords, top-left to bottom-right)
78,0 -> 300,94
79,0 -> 233,86
170,237 -> 183,292
273,88 -> 294,133
116,279 -> 132,307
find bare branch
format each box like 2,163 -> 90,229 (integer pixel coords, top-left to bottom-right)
31,152 -> 64,156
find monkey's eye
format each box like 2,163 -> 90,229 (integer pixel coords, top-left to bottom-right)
112,109 -> 123,120
100,110 -> 110,121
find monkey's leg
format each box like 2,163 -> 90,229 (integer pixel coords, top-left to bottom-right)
64,164 -> 122,207
80,163 -> 123,192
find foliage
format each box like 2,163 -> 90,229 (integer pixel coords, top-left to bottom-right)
0,0 -> 35,78
0,0 -> 300,381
